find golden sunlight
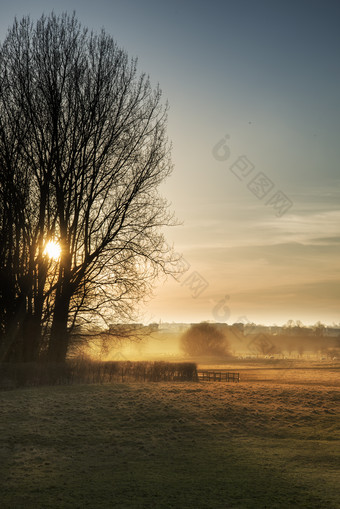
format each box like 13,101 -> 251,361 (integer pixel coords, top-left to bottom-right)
44,240 -> 61,260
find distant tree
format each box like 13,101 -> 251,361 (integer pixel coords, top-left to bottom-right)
0,13 -> 177,362
314,321 -> 325,337
180,323 -> 231,358
283,319 -> 295,331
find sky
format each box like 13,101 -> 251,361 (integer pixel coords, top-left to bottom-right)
1,0 -> 339,326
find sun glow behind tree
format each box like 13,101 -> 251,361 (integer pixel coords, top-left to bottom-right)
0,12 -> 177,363
44,240 -> 61,260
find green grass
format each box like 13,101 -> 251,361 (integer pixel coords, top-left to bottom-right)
0,381 -> 339,508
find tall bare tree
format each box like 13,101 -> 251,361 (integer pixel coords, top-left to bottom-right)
0,12 -> 176,362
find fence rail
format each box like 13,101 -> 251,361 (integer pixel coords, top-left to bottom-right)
197,370 -> 240,382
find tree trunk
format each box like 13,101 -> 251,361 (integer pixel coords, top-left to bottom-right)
48,291 -> 71,363
22,315 -> 42,362
0,296 -> 26,362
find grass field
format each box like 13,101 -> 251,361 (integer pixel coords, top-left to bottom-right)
0,365 -> 339,508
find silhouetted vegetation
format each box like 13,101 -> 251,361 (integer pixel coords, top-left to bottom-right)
0,13 -> 177,363
0,360 -> 197,389
180,322 -> 231,358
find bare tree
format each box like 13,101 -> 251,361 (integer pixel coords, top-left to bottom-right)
0,12 -> 176,362
0,56 -> 48,361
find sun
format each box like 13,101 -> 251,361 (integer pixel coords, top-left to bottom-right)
44,240 -> 61,260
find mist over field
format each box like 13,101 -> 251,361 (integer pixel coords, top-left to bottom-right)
1,318 -> 339,508
83,321 -> 340,364
1,2 -> 339,508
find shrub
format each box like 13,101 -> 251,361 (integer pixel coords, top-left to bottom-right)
0,360 -> 197,388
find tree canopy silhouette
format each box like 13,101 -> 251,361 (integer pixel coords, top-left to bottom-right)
180,323 -> 231,358
0,12 -> 176,362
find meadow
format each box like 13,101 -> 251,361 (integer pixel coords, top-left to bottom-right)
0,362 -> 339,508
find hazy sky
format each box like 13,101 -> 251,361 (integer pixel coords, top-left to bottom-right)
1,0 -> 339,325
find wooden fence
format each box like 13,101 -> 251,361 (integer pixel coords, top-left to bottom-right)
197,370 -> 240,382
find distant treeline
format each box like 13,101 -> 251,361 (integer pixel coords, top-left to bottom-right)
0,360 -> 198,389
150,323 -> 340,358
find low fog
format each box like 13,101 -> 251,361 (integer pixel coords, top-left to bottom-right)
80,322 -> 340,363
